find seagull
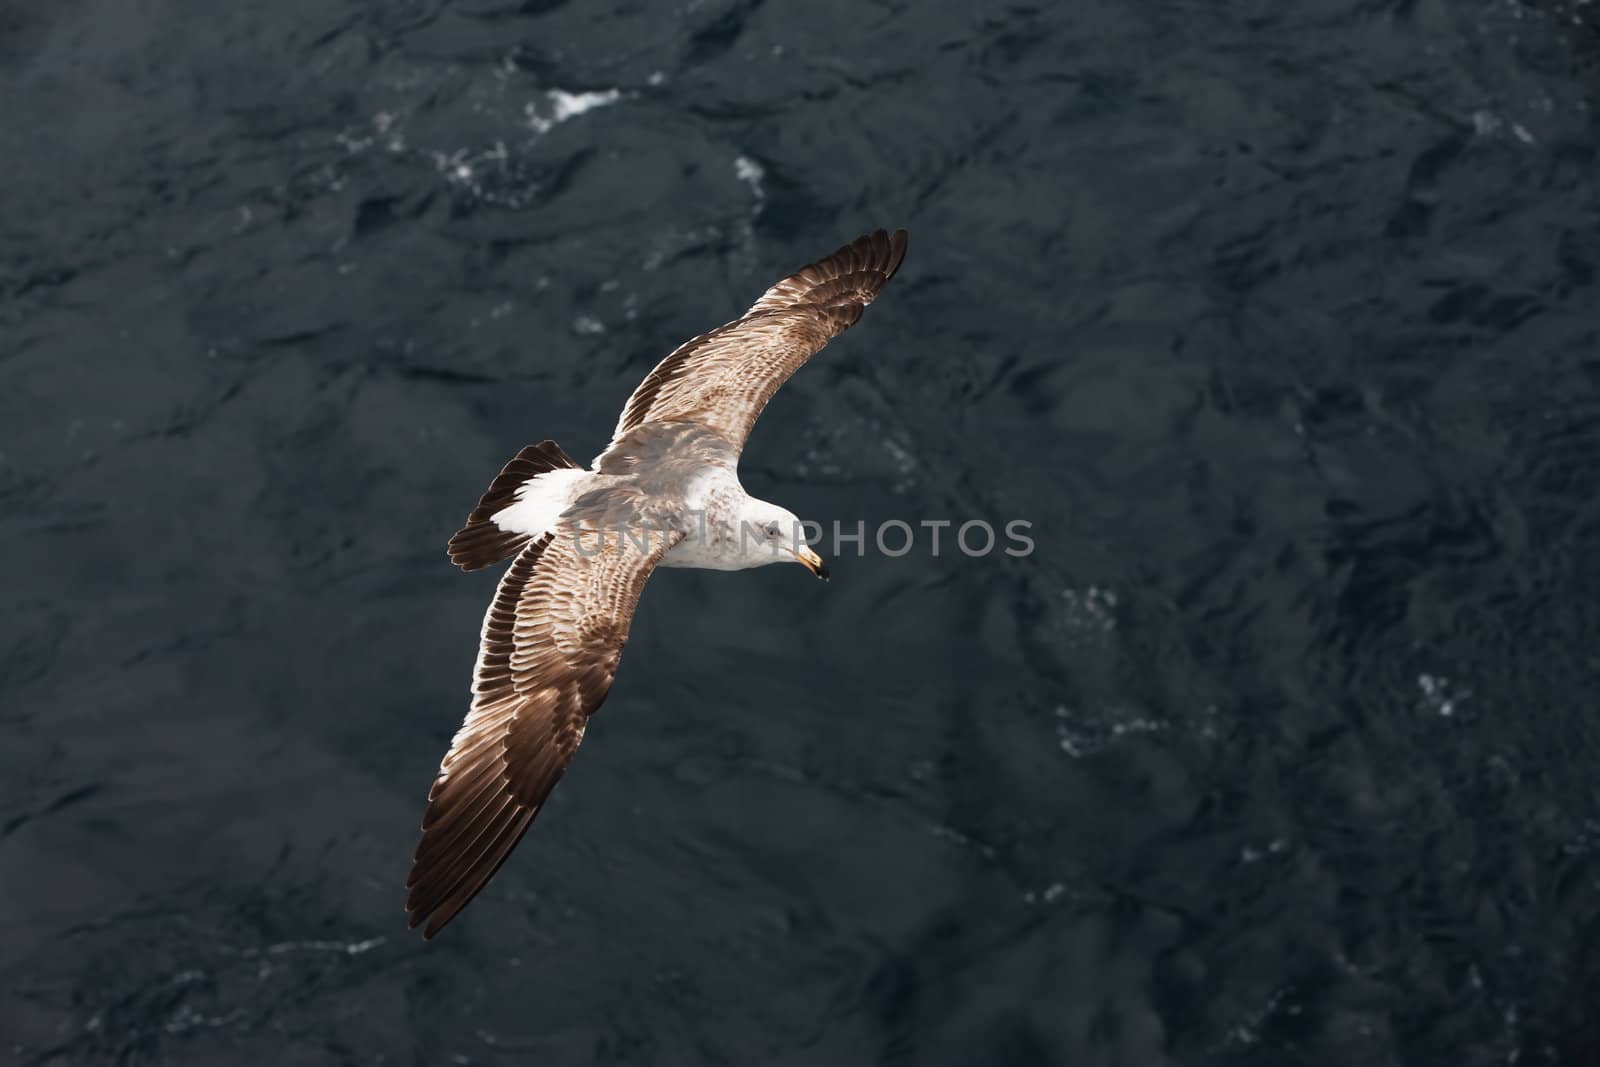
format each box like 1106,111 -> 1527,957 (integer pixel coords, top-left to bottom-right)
405,228 -> 909,938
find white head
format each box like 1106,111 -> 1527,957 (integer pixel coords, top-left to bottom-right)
732,499 -> 828,579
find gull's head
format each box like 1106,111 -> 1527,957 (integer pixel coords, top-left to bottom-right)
740,501 -> 828,580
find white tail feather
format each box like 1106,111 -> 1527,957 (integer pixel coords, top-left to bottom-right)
490,468 -> 592,537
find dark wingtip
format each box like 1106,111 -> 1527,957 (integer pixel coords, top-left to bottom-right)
405,897 -> 449,940
448,524 -> 531,572
849,227 -> 908,283
884,228 -> 909,281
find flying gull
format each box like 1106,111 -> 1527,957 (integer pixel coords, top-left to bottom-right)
405,228 -> 910,937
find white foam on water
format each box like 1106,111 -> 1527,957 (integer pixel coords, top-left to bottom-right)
526,88 -> 623,134
1240,838 -> 1288,864
1053,702 -> 1164,758
880,435 -> 918,493
1417,673 -> 1468,717
1021,881 -> 1067,905
1059,585 -> 1118,636
734,154 -> 766,204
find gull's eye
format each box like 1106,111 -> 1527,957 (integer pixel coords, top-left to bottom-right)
766,521 -> 781,540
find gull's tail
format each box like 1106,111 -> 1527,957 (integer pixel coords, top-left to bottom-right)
447,440 -> 584,571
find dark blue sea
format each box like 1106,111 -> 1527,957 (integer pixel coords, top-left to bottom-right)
3,1 -> 1599,1063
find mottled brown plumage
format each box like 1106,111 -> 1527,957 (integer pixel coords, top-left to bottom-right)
407,229 -> 908,938
606,227 -> 909,455
407,503 -> 685,938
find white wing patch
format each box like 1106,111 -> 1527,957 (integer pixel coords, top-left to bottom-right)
491,468 -> 591,537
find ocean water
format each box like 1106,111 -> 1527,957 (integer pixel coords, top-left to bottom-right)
3,1 -> 1598,1063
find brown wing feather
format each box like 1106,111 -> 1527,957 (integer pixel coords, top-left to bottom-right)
406,517 -> 682,938
606,228 -> 908,454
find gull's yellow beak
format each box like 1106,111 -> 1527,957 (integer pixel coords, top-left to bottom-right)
794,545 -> 830,581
